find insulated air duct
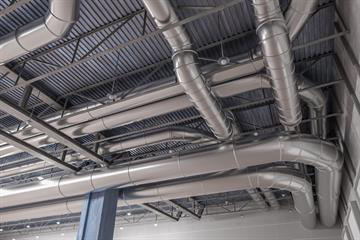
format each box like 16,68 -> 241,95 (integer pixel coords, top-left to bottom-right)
0,170 -> 316,228
0,0 -> 80,64
143,0 -> 235,140
252,0 -> 302,128
0,135 -> 342,227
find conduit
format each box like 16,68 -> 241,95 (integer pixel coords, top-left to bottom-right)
0,134 -> 342,227
0,0 -> 80,64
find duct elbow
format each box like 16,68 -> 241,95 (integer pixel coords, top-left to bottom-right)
0,0 -> 79,64
173,51 -> 234,140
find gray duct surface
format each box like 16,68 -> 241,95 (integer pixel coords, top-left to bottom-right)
143,0 -> 235,140
252,0 -> 302,127
0,0 -> 80,64
0,70 -> 327,161
0,135 -> 342,227
285,0 -> 319,41
215,73 -> 327,138
0,127 -> 215,178
0,170 -> 316,228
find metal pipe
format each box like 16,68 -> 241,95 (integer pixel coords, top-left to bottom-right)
0,127 -> 215,178
143,0 -> 235,140
215,73 -> 327,138
285,0 -> 319,41
251,0 -> 302,127
0,0 -> 80,64
0,71 -> 327,161
0,134 -> 342,227
0,170 -> 317,229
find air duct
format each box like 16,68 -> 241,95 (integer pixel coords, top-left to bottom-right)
0,135 -> 342,227
0,127 -> 215,179
215,74 -> 327,138
251,0 -> 302,128
0,71 -> 327,161
0,0 -> 80,64
0,0 -> 319,149
0,169 -> 316,228
143,0 -> 235,140
285,0 -> 319,41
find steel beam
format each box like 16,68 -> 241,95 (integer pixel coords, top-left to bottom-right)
141,203 -> 181,222
0,96 -> 107,167
0,0 -> 245,94
0,129 -> 77,172
13,9 -> 146,67
0,2 -> 341,97
0,66 -> 62,109
166,200 -> 202,220
18,86 -> 32,108
77,189 -> 118,240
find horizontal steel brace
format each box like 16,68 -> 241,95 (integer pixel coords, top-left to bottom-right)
0,129 -> 78,172
0,96 -> 107,167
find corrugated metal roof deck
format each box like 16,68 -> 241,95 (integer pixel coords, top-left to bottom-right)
0,0 -> 336,172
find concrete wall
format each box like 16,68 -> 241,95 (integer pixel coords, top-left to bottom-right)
2,210 -> 341,240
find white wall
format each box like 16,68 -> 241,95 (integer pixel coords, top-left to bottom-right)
335,0 -> 360,212
3,210 -> 341,240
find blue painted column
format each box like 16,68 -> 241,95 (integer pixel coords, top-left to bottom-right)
76,188 -> 118,240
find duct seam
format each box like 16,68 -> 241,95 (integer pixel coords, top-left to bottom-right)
252,0 -> 302,127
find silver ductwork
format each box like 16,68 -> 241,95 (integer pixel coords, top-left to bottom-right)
0,127 -> 215,179
297,75 -> 327,138
0,135 -> 342,227
143,0 -> 235,140
0,170 -> 316,228
0,0 -> 80,64
215,74 -> 327,138
0,70 -> 327,161
285,0 -> 319,41
252,0 -> 302,128
120,170 -> 316,228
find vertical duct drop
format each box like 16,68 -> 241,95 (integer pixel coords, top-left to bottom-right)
251,0 -> 302,128
143,0 -> 235,140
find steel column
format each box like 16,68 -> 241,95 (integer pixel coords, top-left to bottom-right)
77,189 -> 118,240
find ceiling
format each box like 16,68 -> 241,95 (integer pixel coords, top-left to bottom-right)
0,0 -> 338,235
